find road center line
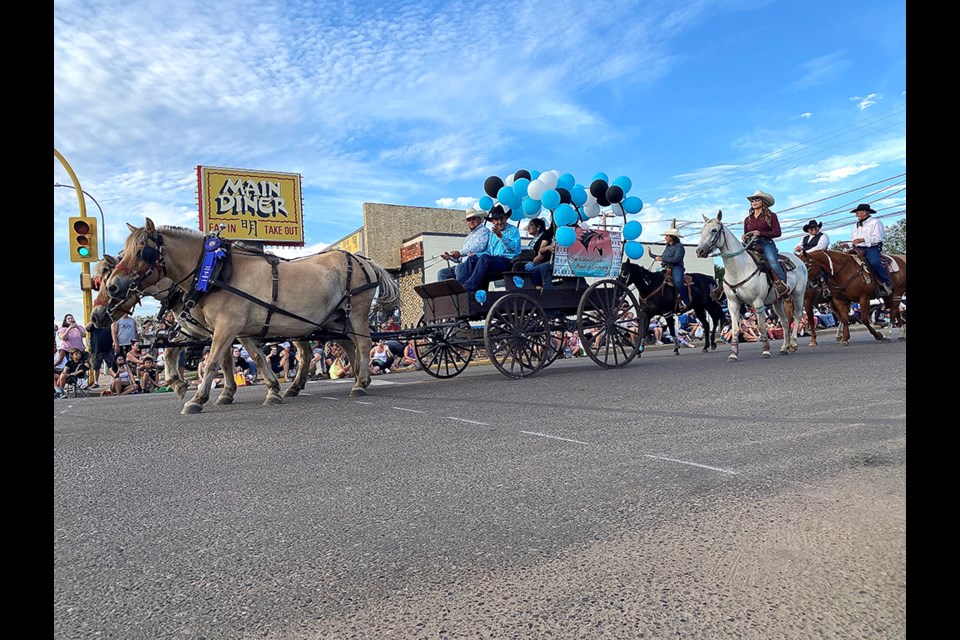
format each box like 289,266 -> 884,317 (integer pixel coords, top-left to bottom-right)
446,417 -> 490,426
643,453 -> 738,475
393,407 -> 425,413
354,401 -> 373,405
520,431 -> 591,446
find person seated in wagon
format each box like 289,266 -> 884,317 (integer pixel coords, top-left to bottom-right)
457,205 -> 521,293
437,209 -> 492,282
520,216 -> 554,289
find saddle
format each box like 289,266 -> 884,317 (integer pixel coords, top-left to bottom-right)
744,246 -> 797,276
846,247 -> 896,295
662,267 -> 696,311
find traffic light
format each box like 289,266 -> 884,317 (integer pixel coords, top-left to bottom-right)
68,216 -> 99,262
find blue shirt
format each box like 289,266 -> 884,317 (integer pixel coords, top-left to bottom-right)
660,242 -> 685,267
458,224 -> 492,261
488,224 -> 521,259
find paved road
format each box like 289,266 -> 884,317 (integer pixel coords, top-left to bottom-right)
54,332 -> 906,639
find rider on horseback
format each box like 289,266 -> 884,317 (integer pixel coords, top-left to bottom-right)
743,190 -> 789,298
654,224 -> 690,311
850,204 -> 893,297
795,219 -> 831,300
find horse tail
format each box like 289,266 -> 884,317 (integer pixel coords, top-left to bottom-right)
365,258 -> 401,308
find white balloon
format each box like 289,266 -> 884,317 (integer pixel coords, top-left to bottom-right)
527,179 -> 548,201
585,202 -> 601,218
504,173 -> 515,187
538,171 -> 558,190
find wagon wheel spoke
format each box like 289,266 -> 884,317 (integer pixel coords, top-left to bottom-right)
414,316 -> 475,379
484,294 -> 549,379
577,279 -> 642,369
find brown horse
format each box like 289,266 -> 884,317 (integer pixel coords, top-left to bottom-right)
797,249 -> 906,344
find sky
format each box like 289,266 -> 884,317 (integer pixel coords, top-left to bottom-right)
53,0 -> 906,323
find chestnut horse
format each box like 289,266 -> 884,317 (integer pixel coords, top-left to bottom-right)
797,249 -> 906,344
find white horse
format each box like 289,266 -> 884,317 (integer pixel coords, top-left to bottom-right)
695,211 -> 807,361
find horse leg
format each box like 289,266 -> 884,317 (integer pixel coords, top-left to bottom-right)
184,334 -> 232,414
240,338 -> 282,405
215,348 -> 238,405
350,329 -> 374,397
668,317 -> 680,355
804,292 -> 818,347
754,304 -> 772,358
726,296 -> 741,361
830,299 -> 851,346
162,347 -> 188,399
860,295 -> 887,342
283,341 -> 312,398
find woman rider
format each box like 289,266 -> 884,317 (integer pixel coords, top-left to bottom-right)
654,224 -> 690,309
743,190 -> 789,298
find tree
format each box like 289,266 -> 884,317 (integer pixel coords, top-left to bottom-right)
884,218 -> 906,254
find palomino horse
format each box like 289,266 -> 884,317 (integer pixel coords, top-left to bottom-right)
695,211 -> 807,360
92,219 -> 399,414
796,249 -> 906,345
620,262 -> 724,354
92,256 -> 313,402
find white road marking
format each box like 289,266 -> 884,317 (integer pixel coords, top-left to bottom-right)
320,396 -> 339,400
393,407 -> 425,413
643,453 -> 738,475
520,431 -> 591,446
446,417 -> 490,426
354,401 -> 373,405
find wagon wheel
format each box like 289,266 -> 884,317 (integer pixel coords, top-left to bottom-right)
540,318 -> 569,369
413,315 -> 475,379
577,279 -> 644,368
484,293 -> 551,379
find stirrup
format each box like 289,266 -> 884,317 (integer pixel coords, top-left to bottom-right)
774,281 -> 789,297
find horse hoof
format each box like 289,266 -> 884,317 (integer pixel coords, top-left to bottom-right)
761,351 -> 771,358
808,341 -> 817,348
263,393 -> 282,405
215,395 -> 234,405
181,402 -> 203,415
788,345 -> 798,353
841,341 -> 849,346
897,336 -> 906,342
728,354 -> 738,362
282,388 -> 300,398
350,387 -> 367,397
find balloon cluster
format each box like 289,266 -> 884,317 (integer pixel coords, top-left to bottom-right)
478,169 -> 645,256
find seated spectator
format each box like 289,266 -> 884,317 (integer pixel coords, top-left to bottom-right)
397,339 -> 418,369
369,341 -> 393,375
566,332 -> 584,357
814,304 -> 837,328
138,354 -> 159,393
279,342 -> 298,382
56,348 -> 90,398
109,354 -> 139,396
739,313 -> 761,342
328,344 -> 353,380
125,340 -> 146,369
765,318 -> 784,340
795,314 -> 811,337
232,346 -> 256,385
308,343 -> 326,380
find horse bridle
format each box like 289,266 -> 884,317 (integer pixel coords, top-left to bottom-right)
96,230 -> 166,311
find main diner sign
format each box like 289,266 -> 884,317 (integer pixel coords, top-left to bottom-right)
197,166 -> 304,246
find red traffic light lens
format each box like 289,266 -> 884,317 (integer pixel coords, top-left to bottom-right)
73,220 -> 90,234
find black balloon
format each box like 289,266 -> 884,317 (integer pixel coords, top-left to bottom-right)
590,179 -> 609,199
597,193 -> 611,207
484,175 -> 504,198
605,185 -> 624,204
556,187 -> 572,204
514,169 -> 531,181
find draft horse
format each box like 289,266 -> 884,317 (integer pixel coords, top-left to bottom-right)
620,261 -> 724,354
797,248 -> 906,345
92,256 -> 313,402
92,219 -> 399,414
696,210 -> 807,361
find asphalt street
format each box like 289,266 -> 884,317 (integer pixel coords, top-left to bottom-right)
54,331 -> 907,639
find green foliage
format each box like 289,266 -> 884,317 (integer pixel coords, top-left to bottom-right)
884,218 -> 906,254
714,264 -> 725,283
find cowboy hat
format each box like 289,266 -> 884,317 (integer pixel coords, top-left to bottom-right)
465,209 -> 485,220
802,219 -> 822,232
850,204 -> 876,214
746,190 -> 775,206
662,227 -> 683,239
486,204 -> 507,220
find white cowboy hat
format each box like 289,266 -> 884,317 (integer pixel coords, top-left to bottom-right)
465,209 -> 485,221
746,190 -> 775,206
662,227 -> 683,238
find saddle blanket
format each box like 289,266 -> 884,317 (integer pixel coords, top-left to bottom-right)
882,254 -> 901,273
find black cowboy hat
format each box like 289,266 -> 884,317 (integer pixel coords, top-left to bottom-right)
486,204 -> 507,220
802,219 -> 822,232
850,204 -> 876,214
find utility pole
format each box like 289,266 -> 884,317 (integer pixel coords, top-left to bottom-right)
54,149 -> 95,327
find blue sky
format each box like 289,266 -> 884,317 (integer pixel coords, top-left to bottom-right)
53,0 -> 906,322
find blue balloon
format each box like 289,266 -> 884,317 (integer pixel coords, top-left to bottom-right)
479,195 -> 494,211
554,203 -> 577,226
530,169 -> 541,180
557,173 -> 576,190
521,197 -> 542,216
571,184 -> 588,206
592,172 -> 609,183
622,196 -> 642,214
509,207 -> 523,222
625,241 -> 645,260
513,177 -> 530,199
555,226 -> 577,247
474,290 -> 487,304
513,276 -> 525,289
623,220 -> 642,240
612,176 -> 632,194
497,185 -> 518,209
541,189 -> 560,210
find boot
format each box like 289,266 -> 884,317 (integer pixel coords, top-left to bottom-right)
710,285 -> 725,302
772,275 -> 789,298
877,282 -> 892,297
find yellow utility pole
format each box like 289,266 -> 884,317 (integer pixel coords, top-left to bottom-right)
54,149 -> 94,327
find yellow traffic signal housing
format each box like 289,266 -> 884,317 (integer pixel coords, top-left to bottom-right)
68,216 -> 99,262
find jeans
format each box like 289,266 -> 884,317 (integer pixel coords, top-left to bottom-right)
525,262 -> 553,289
438,262 -> 469,282
459,254 -> 513,291
860,245 -> 892,287
756,237 -> 786,280
670,265 -> 690,306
